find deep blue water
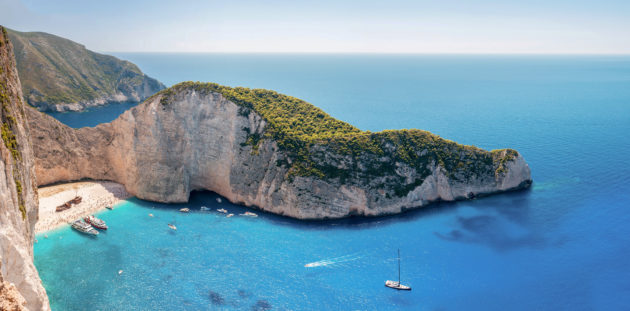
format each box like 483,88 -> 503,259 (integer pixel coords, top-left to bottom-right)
46,101 -> 139,128
35,54 -> 630,310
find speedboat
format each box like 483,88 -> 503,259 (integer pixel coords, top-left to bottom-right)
200,206 -> 211,211
106,205 -> 113,210
226,213 -> 234,218
168,224 -> 177,230
216,198 -> 222,203
179,208 -> 190,213
241,211 -> 258,217
70,219 -> 98,235
217,208 -> 227,213
84,215 -> 108,230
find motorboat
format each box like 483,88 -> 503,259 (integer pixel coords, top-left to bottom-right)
226,213 -> 234,218
385,249 -> 411,291
216,198 -> 222,203
84,215 -> 108,230
168,224 -> 177,230
217,208 -> 227,213
241,211 -> 258,217
200,206 -> 211,211
70,219 -> 98,235
179,208 -> 190,213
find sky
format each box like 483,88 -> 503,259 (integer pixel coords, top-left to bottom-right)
1,0 -> 629,54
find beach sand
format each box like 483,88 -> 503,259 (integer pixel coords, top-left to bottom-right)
36,181 -> 131,233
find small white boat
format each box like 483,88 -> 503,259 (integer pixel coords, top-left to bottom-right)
217,208 -> 227,213
149,213 -> 154,217
179,208 -> 190,213
226,213 -> 234,218
200,206 -> 211,211
385,280 -> 411,290
84,215 -> 108,230
70,219 -> 98,236
385,249 -> 411,291
118,270 -> 123,275
168,224 -> 177,230
241,211 -> 258,217
216,198 -> 222,203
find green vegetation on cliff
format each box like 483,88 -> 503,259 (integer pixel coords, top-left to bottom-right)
6,28 -> 165,111
0,26 -> 26,219
159,82 -> 518,196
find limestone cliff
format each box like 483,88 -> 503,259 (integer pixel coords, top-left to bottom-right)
29,82 -> 531,219
0,26 -> 50,311
7,28 -> 165,112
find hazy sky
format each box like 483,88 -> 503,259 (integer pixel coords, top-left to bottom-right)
1,0 -> 629,54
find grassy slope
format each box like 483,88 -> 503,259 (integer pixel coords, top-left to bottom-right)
159,82 -> 517,195
7,28 -> 161,107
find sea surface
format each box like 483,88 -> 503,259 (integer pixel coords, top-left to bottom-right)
36,54 -> 630,310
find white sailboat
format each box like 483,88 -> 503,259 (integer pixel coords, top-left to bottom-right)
385,249 -> 411,290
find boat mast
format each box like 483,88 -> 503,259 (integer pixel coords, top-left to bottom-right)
398,249 -> 401,284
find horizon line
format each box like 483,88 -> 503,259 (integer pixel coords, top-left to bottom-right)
103,51 -> 630,56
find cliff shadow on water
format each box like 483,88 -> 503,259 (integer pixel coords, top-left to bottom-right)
138,187 -> 534,235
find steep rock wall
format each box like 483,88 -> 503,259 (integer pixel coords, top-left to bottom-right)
29,85 -> 531,220
0,26 -> 50,311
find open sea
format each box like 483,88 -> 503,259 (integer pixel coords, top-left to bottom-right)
37,54 -> 630,310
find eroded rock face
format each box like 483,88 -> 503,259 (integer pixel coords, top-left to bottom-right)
29,85 -> 532,220
0,26 -> 50,311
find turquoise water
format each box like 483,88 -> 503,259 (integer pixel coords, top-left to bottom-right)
35,54 -> 630,310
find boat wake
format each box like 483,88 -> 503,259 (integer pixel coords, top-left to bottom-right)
304,254 -> 362,268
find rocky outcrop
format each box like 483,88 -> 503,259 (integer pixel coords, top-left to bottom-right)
29,82 -> 531,220
0,26 -> 50,311
7,28 -> 165,112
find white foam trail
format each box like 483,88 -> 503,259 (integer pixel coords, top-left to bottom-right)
304,254 -> 362,268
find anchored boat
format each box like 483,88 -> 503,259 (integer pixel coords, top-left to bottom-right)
241,211 -> 258,217
84,215 -> 108,230
70,219 -> 98,236
179,208 -> 190,213
385,249 -> 411,290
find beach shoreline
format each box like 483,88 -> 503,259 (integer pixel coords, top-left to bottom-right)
36,181 -> 131,234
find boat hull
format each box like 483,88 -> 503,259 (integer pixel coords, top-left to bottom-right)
385,281 -> 411,290
84,216 -> 108,230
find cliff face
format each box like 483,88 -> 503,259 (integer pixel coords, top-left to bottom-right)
29,82 -> 531,219
0,27 -> 50,311
7,28 -> 165,112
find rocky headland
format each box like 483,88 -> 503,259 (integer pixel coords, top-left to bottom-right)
28,82 -> 532,219
7,28 -> 165,112
0,26 -> 50,311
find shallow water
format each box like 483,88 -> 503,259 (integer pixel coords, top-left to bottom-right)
36,54 -> 630,310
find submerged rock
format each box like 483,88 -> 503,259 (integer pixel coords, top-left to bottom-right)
28,82 -> 531,219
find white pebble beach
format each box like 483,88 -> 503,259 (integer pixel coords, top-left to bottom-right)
36,181 -> 131,233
